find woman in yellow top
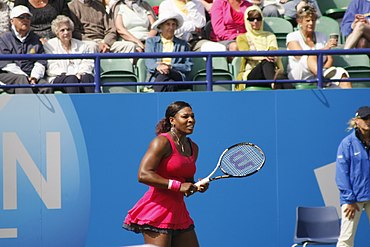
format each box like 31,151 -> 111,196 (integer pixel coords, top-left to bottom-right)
236,5 -> 284,90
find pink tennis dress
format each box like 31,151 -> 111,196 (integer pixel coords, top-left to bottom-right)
123,133 -> 196,232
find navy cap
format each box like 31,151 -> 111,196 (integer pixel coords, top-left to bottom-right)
355,106 -> 370,118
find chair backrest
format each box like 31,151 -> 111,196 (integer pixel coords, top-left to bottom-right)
189,57 -> 233,91
317,0 -> 350,19
315,16 -> 341,44
147,0 -> 163,7
333,54 -> 370,88
293,206 -> 340,245
333,54 -> 370,68
100,58 -> 135,74
135,58 -> 148,82
263,17 -> 294,48
100,59 -> 138,93
332,0 -> 351,9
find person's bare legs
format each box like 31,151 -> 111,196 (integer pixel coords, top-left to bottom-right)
307,55 -> 319,76
142,229 -> 200,247
338,75 -> 352,89
143,230 -> 172,247
172,229 -> 200,247
344,22 -> 370,49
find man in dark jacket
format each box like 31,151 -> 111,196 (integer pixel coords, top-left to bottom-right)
0,5 -> 52,94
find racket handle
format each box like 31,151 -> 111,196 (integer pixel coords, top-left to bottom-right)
194,177 -> 210,188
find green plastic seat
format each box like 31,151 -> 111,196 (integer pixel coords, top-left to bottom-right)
332,54 -> 370,88
315,16 -> 342,44
189,57 -> 234,91
317,0 -> 350,20
294,84 -> 317,90
263,17 -> 294,49
243,86 -> 272,91
147,0 -> 163,7
100,58 -> 138,93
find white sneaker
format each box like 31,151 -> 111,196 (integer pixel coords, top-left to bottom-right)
323,67 -> 337,79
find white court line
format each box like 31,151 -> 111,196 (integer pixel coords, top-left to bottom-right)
0,228 -> 18,238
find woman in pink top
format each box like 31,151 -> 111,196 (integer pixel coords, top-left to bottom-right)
123,101 -> 209,247
210,0 -> 252,50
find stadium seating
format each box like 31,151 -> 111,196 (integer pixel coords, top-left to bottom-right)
263,17 -> 294,49
100,58 -> 139,93
292,206 -> 340,247
315,16 -> 342,44
188,57 -> 234,91
317,0 -> 350,20
333,54 -> 370,88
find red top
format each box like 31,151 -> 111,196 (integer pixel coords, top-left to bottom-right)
124,133 -> 196,230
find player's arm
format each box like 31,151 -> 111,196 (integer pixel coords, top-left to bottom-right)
137,135 -> 171,189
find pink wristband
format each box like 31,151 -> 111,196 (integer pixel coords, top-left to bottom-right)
168,179 -> 181,192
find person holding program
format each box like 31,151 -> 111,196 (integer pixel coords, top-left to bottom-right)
123,101 -> 209,247
336,106 -> 370,247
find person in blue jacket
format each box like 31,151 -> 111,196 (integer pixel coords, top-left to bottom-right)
341,0 -> 370,49
145,11 -> 192,92
336,106 -> 370,247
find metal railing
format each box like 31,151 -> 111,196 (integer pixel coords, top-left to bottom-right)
1,48 -> 370,92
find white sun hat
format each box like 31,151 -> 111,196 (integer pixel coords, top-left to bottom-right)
151,11 -> 184,31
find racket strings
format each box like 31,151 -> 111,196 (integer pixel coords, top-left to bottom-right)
220,145 -> 264,176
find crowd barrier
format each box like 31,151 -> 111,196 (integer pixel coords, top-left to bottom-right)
1,48 -> 370,92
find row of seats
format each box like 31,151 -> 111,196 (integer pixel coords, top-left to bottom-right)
99,53 -> 370,93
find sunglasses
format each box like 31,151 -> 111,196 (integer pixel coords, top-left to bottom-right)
17,15 -> 32,20
247,17 -> 262,22
298,6 -> 317,14
361,115 -> 370,120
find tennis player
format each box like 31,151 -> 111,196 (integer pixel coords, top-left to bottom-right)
123,101 -> 208,247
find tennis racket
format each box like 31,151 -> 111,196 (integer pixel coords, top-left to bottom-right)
195,142 -> 265,188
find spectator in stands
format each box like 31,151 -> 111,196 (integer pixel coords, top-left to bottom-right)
14,0 -> 70,44
210,0 -> 252,51
282,0 -> 321,21
43,15 -> 95,93
236,5 -> 284,90
247,0 -> 285,17
0,5 -> 52,94
336,105 -> 370,247
0,0 -> 10,33
341,0 -> 370,49
286,5 -> 352,88
68,0 -> 136,53
113,0 -> 157,52
158,0 -> 207,51
145,12 -> 192,92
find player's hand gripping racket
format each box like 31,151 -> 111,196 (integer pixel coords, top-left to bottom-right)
195,142 -> 265,188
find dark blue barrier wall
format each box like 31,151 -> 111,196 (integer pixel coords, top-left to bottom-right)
0,89 -> 369,247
